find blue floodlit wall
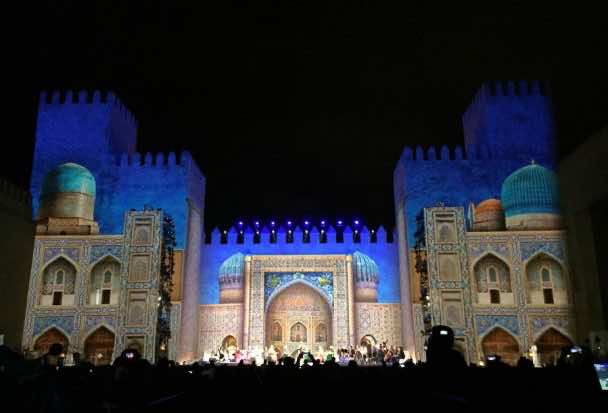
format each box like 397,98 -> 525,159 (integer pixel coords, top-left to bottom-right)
30,91 -> 205,248
463,80 -> 556,165
394,81 -> 558,247
200,228 -> 400,305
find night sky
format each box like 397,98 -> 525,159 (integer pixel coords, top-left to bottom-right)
6,2 -> 607,231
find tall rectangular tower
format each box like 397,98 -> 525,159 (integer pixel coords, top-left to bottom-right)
462,80 -> 556,165
30,90 -> 137,222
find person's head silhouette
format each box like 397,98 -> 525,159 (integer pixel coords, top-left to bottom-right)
426,325 -> 466,368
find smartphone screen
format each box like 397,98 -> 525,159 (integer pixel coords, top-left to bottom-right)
594,364 -> 608,390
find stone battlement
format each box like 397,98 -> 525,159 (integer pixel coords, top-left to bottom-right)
39,90 -> 137,130
398,144 -> 497,162
117,151 -> 196,168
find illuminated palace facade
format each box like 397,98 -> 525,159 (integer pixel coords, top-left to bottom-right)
22,82 -> 578,365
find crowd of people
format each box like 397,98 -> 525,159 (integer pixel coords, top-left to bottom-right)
205,341 -> 409,367
1,326 -> 605,412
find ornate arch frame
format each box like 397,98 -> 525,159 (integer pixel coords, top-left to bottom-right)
82,322 -> 116,343
478,325 -> 522,349
477,325 -> 522,362
523,251 -> 571,304
39,254 -> 79,289
32,325 -> 71,349
244,255 -> 352,351
265,278 -> 333,311
532,324 -> 575,345
86,255 -> 122,306
471,252 -> 513,294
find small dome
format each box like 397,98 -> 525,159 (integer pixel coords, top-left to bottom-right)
37,163 -> 97,226
218,253 -> 245,303
472,198 -> 505,231
41,163 -> 96,197
219,253 -> 245,286
501,162 -> 561,230
352,252 -> 379,303
476,198 -> 502,214
352,252 -> 379,285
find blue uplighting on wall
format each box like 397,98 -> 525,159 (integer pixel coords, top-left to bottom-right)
394,80 -> 558,246
30,91 -> 205,248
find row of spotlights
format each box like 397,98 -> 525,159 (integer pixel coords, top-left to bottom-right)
223,229 -> 376,235
236,220 -> 362,227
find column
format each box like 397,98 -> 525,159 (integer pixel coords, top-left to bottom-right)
178,199 -> 201,362
243,256 -> 252,350
396,207 -> 416,358
346,255 -> 356,346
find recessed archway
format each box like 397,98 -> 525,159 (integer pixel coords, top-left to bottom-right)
221,335 -> 237,351
266,282 -> 332,354
34,327 -> 69,355
84,326 -> 115,365
89,257 -> 121,305
525,253 -> 568,305
481,327 -> 520,365
40,257 -> 77,306
535,327 -> 573,366
473,254 -> 512,304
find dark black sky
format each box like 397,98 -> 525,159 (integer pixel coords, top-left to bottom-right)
6,2 -> 608,231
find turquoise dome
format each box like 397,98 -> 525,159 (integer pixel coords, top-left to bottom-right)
219,253 -> 245,285
41,163 -> 96,197
352,252 -> 379,284
500,163 -> 559,218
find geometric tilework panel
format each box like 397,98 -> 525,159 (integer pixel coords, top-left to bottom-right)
198,304 -> 243,355
264,271 -> 333,308
530,317 -> 570,337
475,315 -> 520,336
468,243 -> 509,259
355,303 -> 402,347
84,315 -> 116,332
43,247 -> 80,265
89,245 -> 123,264
33,315 -> 76,336
520,240 -> 565,262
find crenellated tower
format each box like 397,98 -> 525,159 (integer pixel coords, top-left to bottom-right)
31,91 -> 137,223
30,90 -> 205,362
393,80 -> 560,360
462,80 -> 556,165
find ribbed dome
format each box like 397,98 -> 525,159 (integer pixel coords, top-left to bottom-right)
41,163 -> 96,197
218,253 -> 245,286
501,163 -> 560,218
218,253 -> 245,303
352,252 -> 379,284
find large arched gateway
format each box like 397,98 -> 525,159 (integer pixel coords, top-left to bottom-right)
266,282 -> 332,354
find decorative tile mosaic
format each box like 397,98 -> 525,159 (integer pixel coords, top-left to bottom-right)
264,271 -> 333,307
